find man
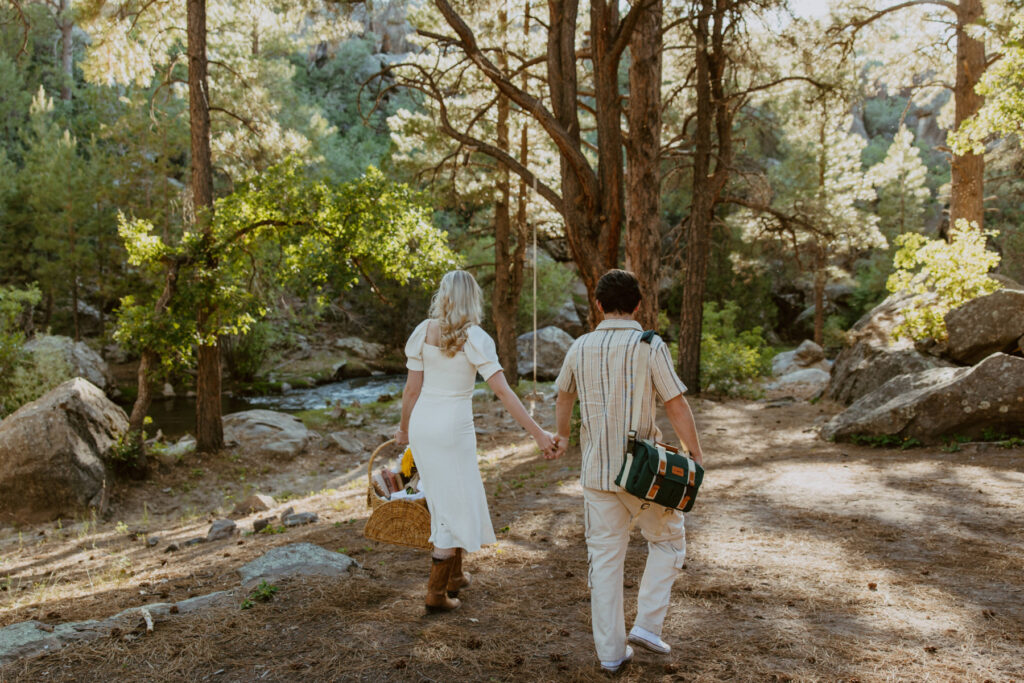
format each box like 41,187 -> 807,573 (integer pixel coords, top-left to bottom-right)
549,269 -> 704,674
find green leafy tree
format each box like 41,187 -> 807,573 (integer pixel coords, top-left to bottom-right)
886,219 -> 1001,341
115,161 -> 457,453
868,125 -> 932,236
0,285 -> 41,415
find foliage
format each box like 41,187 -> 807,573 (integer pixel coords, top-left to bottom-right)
517,253 -> 578,333
850,434 -> 923,450
952,11 -> 1024,155
886,220 -> 1002,341
867,126 -> 932,236
699,301 -> 773,397
0,285 -> 41,415
240,580 -> 278,609
222,321 -> 278,382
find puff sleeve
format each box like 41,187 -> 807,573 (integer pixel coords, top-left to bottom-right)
404,320 -> 430,371
464,326 -> 503,380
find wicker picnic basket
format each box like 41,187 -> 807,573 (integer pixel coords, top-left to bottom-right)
363,439 -> 432,550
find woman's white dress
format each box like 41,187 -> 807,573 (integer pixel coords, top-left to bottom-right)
405,321 -> 503,553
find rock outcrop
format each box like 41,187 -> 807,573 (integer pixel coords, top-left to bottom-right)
516,326 -> 575,381
237,542 -> 359,588
944,289 -> 1024,365
0,378 -> 127,522
767,368 -> 831,401
222,410 -> 314,458
828,293 -> 953,405
771,340 -> 831,377
822,353 -> 1024,444
23,335 -> 113,391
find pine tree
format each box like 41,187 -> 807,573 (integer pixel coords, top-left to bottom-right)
868,125 -> 931,236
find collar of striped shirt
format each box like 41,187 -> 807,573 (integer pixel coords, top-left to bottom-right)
595,319 -> 642,331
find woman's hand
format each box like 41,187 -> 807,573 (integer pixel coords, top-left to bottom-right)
534,430 -> 557,458
394,427 -> 409,447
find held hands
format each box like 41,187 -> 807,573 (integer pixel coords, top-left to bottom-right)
536,431 -> 568,460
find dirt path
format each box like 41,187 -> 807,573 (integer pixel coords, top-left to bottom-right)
2,398 -> 1022,682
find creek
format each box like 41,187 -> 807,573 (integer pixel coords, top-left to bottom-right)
135,375 -> 405,438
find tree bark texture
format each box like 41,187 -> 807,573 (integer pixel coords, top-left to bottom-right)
491,6 -> 530,386
625,0 -> 663,330
58,0 -> 73,102
188,0 -> 223,452
950,0 -> 985,230
677,0 -> 734,392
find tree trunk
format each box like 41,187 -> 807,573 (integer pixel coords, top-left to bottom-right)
677,0 -> 733,392
188,0 -> 223,453
813,248 -> 826,346
491,6 -> 527,387
625,0 -> 663,330
950,0 -> 985,230
58,0 -> 73,103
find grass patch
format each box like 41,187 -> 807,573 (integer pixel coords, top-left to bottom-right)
850,434 -> 923,450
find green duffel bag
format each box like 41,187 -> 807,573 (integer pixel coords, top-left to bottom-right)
616,432 -> 704,512
614,330 -> 704,512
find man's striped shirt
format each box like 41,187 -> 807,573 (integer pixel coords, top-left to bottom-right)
555,319 -> 687,491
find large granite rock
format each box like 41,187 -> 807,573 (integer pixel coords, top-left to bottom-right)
223,410 -> 314,458
237,542 -> 359,588
766,368 -> 831,400
545,300 -> 586,337
23,335 -> 113,391
334,337 -> 385,361
517,326 -> 575,381
823,353 -> 1024,444
0,378 -> 126,522
771,340 -> 830,377
944,289 -> 1024,365
828,293 -> 954,405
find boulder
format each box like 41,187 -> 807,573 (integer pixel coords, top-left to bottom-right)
332,359 -> 373,380
155,435 -> 195,466
206,519 -> 237,542
326,431 -> 364,454
517,326 -> 575,381
827,292 -> 954,405
237,542 -> 359,588
0,378 -> 126,522
944,289 -> 1024,365
771,340 -> 830,377
334,337 -> 385,361
222,410 -> 314,459
22,335 -> 113,392
232,493 -> 275,516
766,368 -> 831,400
823,353 -> 1024,444
545,300 -> 586,337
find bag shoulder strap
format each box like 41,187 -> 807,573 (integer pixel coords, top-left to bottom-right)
629,330 -> 657,432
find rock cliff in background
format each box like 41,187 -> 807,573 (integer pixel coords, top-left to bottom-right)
517,326 -> 575,381
23,335 -> 114,392
828,293 -> 953,405
822,353 -> 1024,444
223,410 -> 314,458
944,289 -> 1024,365
0,379 -> 126,522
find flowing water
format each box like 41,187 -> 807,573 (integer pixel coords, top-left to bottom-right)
134,375 -> 405,438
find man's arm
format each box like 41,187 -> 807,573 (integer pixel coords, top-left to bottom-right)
552,389 -> 577,459
664,394 -> 703,466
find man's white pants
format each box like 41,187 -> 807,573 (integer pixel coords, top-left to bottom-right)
583,487 -> 686,663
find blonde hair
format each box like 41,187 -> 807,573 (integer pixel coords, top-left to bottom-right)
429,270 -> 483,357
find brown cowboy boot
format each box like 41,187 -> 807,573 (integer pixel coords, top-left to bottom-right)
446,548 -> 472,598
425,556 -> 461,613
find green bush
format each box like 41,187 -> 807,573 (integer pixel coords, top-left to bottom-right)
699,301 -> 773,397
886,220 -> 1001,341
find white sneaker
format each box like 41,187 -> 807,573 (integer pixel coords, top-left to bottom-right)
628,626 -> 671,654
600,645 -> 634,674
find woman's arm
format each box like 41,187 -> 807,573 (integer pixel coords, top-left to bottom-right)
486,371 -> 555,454
394,370 -> 424,446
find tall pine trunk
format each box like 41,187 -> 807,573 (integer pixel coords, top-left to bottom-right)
58,0 -> 73,103
188,0 -> 223,453
625,0 -> 663,330
950,0 -> 985,230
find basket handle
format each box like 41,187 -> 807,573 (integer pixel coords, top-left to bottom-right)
367,438 -> 397,483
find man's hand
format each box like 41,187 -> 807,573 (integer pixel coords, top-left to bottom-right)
544,433 -> 569,460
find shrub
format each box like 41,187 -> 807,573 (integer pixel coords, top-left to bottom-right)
699,301 -> 773,397
222,320 -> 277,381
886,220 -> 1001,341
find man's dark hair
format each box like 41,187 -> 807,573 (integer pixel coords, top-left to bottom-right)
595,269 -> 642,314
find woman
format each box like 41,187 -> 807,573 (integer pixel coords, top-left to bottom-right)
395,270 -> 555,613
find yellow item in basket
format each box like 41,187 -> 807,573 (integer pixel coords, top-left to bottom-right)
401,447 -> 415,478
